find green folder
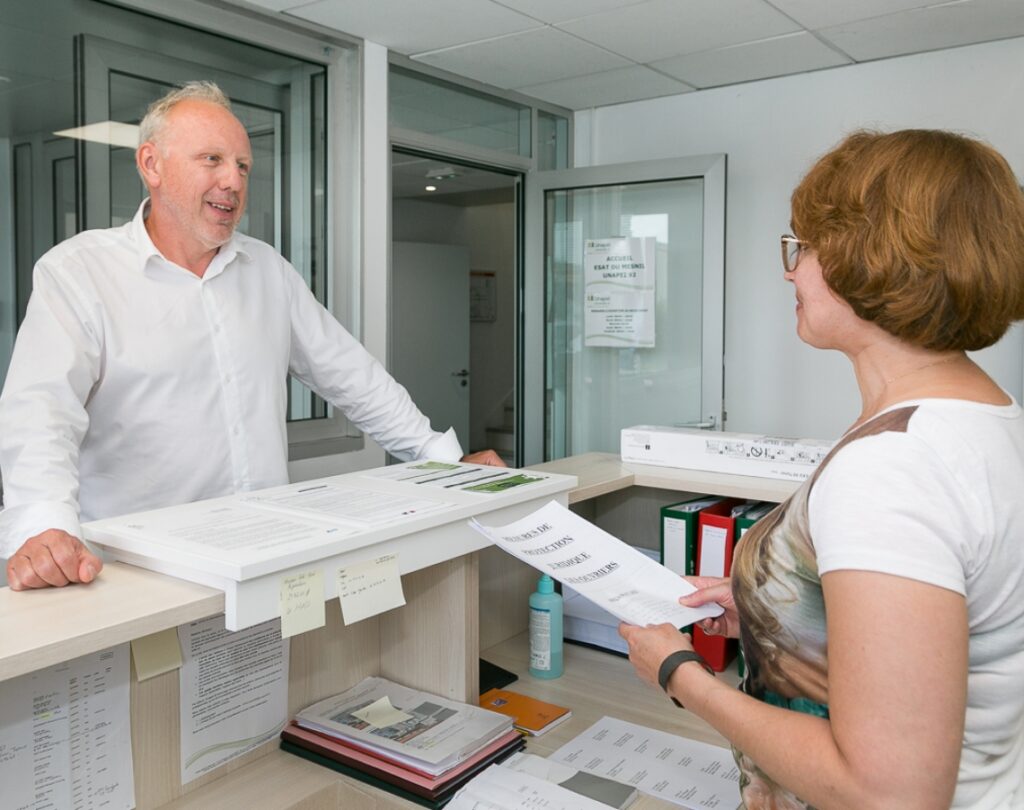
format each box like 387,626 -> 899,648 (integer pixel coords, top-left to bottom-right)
660,495 -> 724,577
735,501 -> 776,541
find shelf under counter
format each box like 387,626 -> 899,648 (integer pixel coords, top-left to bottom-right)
529,451 -> 799,504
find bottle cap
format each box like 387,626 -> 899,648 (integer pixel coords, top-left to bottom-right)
537,574 -> 554,594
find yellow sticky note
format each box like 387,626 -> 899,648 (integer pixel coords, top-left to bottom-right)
352,696 -> 413,728
279,569 -> 325,639
131,627 -> 183,681
336,554 -> 406,625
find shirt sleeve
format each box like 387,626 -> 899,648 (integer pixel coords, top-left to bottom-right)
283,266 -> 463,463
808,430 -> 981,596
0,258 -> 101,555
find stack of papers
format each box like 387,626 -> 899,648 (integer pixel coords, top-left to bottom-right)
284,677 -> 524,807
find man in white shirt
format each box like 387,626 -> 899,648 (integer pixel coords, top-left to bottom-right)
0,81 -> 501,590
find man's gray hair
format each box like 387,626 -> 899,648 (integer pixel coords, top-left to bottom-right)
138,81 -> 232,145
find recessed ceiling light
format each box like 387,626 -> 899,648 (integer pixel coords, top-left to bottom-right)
425,185 -> 437,192
54,121 -> 139,149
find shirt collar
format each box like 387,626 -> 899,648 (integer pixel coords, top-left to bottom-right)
131,198 -> 253,278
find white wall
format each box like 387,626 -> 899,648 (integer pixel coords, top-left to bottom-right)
575,36 -> 1024,440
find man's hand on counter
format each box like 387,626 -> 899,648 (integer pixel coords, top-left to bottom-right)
461,449 -> 507,467
6,529 -> 103,590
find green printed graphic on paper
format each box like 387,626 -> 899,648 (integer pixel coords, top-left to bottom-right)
464,474 -> 543,493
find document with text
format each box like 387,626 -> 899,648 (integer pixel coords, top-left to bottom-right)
365,461 -> 550,494
178,615 -> 289,783
470,501 -> 723,629
550,716 -> 740,809
0,645 -> 134,809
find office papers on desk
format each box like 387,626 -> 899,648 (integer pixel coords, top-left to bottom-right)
294,676 -> 512,777
85,464 -> 576,631
501,753 -> 638,808
178,616 -> 289,784
470,501 -> 723,629
242,479 -> 450,523
550,717 -> 740,809
88,498 -> 360,580
447,763 -> 613,810
366,460 -> 550,493
0,645 -> 134,810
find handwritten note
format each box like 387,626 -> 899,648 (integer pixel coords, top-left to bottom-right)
336,554 -> 406,625
279,569 -> 325,638
131,627 -> 183,681
352,696 -> 413,728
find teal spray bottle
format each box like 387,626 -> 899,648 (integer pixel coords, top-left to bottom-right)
528,574 -> 563,679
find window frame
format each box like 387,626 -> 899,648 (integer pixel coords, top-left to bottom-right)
115,0 -> 366,460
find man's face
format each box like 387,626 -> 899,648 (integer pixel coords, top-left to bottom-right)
147,100 -> 252,251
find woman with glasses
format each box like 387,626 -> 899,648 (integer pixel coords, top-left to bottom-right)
620,129 -> 1024,809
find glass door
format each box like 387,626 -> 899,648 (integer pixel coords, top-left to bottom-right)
524,155 -> 726,463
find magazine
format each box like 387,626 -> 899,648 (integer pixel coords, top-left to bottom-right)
294,676 -> 512,776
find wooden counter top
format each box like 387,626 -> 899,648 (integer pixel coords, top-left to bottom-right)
0,562 -> 222,682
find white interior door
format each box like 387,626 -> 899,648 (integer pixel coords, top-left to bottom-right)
391,241 -> 471,450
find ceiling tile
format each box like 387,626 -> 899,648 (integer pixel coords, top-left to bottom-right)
287,0 -> 540,54
518,65 -> 692,110
558,0 -> 800,62
766,0 -> 937,31
818,0 -> 1024,62
412,27 -> 630,89
652,32 -> 851,89
494,0 -> 649,25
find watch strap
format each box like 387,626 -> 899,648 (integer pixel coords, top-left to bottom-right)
657,650 -> 713,709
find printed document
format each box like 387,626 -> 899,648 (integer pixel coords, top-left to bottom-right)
550,717 -> 740,809
366,461 -> 550,493
447,763 -> 612,810
470,501 -> 723,628
242,479 -> 450,523
0,645 -> 134,810
178,615 -> 289,783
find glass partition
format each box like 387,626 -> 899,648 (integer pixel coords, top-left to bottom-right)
1,0 -> 330,425
545,178 -> 706,456
390,66 -> 532,158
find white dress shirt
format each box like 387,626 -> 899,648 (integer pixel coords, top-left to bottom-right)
0,201 -> 462,555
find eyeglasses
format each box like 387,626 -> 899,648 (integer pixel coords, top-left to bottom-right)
781,234 -> 807,275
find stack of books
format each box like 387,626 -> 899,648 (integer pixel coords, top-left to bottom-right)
281,676 -> 524,808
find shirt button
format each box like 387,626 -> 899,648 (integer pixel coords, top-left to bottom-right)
213,324 -> 222,333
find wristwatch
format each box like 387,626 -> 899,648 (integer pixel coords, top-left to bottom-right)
657,650 -> 714,709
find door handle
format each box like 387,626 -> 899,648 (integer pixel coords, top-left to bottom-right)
451,370 -> 469,377
673,415 -> 717,430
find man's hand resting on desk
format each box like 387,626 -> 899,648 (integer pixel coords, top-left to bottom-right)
6,529 -> 103,590
461,449 -> 507,467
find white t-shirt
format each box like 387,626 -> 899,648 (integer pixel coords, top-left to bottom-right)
810,398 -> 1024,809
0,201 -> 462,554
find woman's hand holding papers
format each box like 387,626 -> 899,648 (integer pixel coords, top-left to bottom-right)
679,576 -> 739,639
618,622 -> 696,689
618,576 -> 736,706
